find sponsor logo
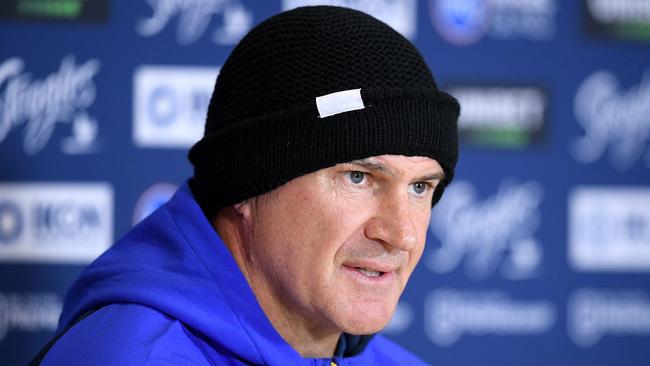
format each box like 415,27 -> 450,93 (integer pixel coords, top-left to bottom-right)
132,182 -> 178,225
447,85 -> 546,147
573,70 -> 650,170
429,0 -> 490,45
429,0 -> 557,46
136,0 -> 253,46
0,0 -> 108,22
0,56 -> 101,155
569,187 -> 650,272
425,289 -> 556,346
568,288 -> 650,347
0,201 -> 22,244
383,301 -> 414,334
283,0 -> 417,40
586,0 -> 650,40
133,66 -> 218,148
0,183 -> 113,263
0,292 -> 62,342
427,180 -> 544,280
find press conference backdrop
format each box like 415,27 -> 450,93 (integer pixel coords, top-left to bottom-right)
1,0 -> 649,365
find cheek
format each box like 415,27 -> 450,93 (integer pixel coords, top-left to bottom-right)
407,211 -> 432,267
297,185 -> 368,237
259,188 -> 358,273
325,198 -> 376,252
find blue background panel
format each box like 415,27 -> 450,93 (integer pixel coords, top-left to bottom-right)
1,0 -> 649,365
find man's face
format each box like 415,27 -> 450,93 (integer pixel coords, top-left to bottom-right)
242,155 -> 444,335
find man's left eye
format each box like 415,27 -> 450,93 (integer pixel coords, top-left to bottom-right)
347,171 -> 366,184
410,182 -> 429,195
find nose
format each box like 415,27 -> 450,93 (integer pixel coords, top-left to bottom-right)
364,190 -> 417,251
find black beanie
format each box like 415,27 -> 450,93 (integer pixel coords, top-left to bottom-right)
189,5 -> 460,217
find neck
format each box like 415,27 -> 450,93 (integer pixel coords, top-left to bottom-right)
213,208 -> 341,358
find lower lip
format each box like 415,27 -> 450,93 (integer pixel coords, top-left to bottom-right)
342,265 -> 396,286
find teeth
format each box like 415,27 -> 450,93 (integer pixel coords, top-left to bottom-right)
357,267 -> 381,277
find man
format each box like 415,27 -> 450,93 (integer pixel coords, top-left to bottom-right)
36,5 -> 459,365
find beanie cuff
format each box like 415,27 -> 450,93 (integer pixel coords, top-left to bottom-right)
189,87 -> 459,215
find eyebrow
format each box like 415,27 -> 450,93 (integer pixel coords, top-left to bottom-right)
347,158 -> 446,182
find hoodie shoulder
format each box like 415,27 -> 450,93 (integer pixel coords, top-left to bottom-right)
42,303 -> 211,366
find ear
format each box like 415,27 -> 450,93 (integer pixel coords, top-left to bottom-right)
212,200 -> 253,243
233,198 -> 253,220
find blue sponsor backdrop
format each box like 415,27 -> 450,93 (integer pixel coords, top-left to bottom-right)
1,0 -> 650,365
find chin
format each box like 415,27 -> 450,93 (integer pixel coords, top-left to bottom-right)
337,301 -> 396,335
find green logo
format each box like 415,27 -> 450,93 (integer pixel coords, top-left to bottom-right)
18,0 -> 81,18
586,0 -> 650,40
447,85 -> 547,148
0,0 -> 108,22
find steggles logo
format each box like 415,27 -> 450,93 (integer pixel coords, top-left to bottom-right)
427,180 -> 544,280
573,70 -> 650,170
136,0 -> 253,45
0,56 -> 100,155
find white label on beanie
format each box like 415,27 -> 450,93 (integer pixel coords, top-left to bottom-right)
316,89 -> 365,118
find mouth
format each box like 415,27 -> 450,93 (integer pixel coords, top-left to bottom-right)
356,267 -> 383,277
342,261 -> 398,284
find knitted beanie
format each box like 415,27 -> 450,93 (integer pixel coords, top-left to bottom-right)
189,5 -> 460,216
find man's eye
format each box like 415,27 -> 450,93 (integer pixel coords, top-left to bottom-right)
347,171 -> 366,184
411,182 -> 429,195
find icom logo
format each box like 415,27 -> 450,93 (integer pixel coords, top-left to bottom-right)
569,187 -> 650,272
0,56 -> 101,155
136,0 -> 253,45
133,66 -> 218,148
0,202 -> 22,245
0,183 -> 113,263
427,179 -> 544,280
429,0 -> 557,46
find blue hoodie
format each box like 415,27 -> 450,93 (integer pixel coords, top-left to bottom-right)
42,182 -> 429,365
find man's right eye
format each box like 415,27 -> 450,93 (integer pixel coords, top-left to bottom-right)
347,171 -> 366,184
